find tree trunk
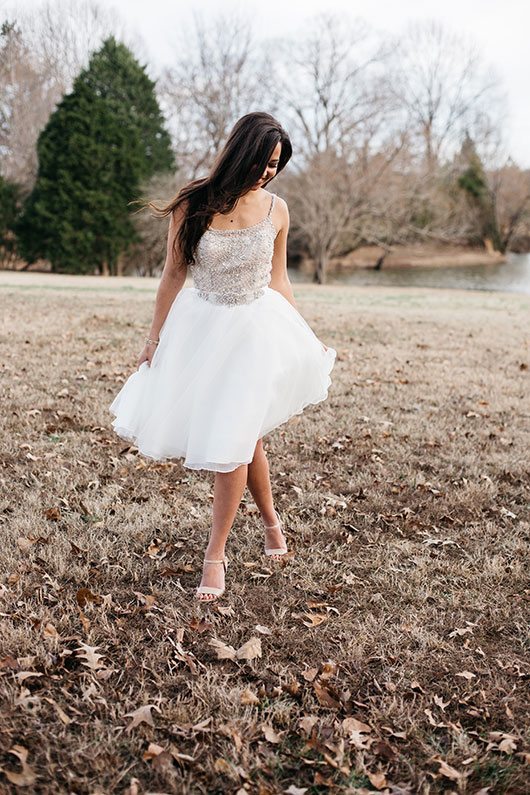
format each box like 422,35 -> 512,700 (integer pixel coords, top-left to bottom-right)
116,251 -> 125,276
313,253 -> 327,284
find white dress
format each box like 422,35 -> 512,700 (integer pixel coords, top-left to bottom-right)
108,191 -> 337,472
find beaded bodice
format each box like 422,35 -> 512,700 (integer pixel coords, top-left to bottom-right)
189,192 -> 277,306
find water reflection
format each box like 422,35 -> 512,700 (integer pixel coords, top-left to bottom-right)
289,252 -> 530,295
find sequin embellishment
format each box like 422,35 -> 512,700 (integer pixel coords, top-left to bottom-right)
190,193 -> 277,307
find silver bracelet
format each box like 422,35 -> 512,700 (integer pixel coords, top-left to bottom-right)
145,337 -> 159,346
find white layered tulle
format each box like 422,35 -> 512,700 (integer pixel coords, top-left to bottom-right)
109,285 -> 337,472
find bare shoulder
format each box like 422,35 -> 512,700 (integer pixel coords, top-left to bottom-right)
273,194 -> 288,212
170,197 -> 189,227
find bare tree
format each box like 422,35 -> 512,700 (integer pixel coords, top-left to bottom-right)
159,8 -> 274,180
288,137 -> 411,282
489,159 -> 530,252
13,0 -> 129,93
0,20 -> 58,189
127,172 -> 180,277
387,19 -> 506,171
270,12 -> 392,160
269,12 -> 404,282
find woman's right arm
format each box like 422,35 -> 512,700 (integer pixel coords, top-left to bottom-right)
137,203 -> 188,369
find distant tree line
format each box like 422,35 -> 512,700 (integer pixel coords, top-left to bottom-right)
1,3 -> 529,282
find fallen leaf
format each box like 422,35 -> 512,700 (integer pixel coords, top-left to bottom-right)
319,660 -> 338,679
15,687 -> 41,710
300,612 -> 328,627
367,771 -> 387,789
235,636 -> 261,660
499,737 -> 517,754
4,745 -> 37,786
0,656 -> 19,671
213,758 -> 232,774
449,626 -> 473,638
342,717 -> 372,734
436,759 -> 462,781
347,730 -> 372,750
44,506 -> 61,521
313,682 -> 341,709
192,717 -> 212,732
456,670 -> 476,680
134,591 -> 157,609
433,695 -> 450,711
372,740 -> 396,761
17,537 -> 35,553
125,704 -> 160,733
15,672 -> 43,682
299,715 -> 318,736
261,723 -> 283,743
76,588 -> 103,608
488,731 -> 518,754
43,697 -> 72,725
208,638 -> 237,660
43,623 -> 59,640
424,708 -> 446,728
143,742 -> 165,761
75,643 -> 106,671
240,688 -> 259,705
302,667 -> 319,682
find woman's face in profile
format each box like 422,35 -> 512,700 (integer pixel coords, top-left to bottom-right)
251,142 -> 281,190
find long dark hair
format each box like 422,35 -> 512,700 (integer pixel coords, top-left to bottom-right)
146,112 -> 292,268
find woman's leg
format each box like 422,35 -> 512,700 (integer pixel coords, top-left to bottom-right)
196,463 -> 249,600
246,438 -> 287,558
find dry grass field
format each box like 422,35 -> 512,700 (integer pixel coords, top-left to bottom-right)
0,271 -> 529,794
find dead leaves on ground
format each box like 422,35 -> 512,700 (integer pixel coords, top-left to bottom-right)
209,635 -> 262,662
0,590 -> 526,792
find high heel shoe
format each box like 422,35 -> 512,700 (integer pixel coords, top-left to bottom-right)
195,556 -> 229,601
263,512 -> 289,560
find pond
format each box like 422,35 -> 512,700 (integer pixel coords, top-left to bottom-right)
289,252 -> 530,295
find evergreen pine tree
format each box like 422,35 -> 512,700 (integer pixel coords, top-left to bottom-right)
15,37 -> 174,274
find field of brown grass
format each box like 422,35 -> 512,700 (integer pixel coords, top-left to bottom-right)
1,271 -> 529,794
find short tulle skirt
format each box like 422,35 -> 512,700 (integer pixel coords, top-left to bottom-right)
108,285 -> 337,472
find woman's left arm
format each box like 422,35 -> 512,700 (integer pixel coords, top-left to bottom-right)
269,196 -> 298,308
269,197 -> 328,352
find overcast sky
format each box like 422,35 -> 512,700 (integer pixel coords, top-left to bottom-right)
12,0 -> 530,168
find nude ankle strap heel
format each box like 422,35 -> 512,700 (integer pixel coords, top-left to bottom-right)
195,556 -> 229,599
263,513 -> 289,558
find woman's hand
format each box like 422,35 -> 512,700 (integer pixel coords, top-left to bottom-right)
137,340 -> 159,370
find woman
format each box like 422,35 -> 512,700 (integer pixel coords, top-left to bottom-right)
109,112 -> 337,601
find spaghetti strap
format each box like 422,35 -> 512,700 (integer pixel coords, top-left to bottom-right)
267,192 -> 275,217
